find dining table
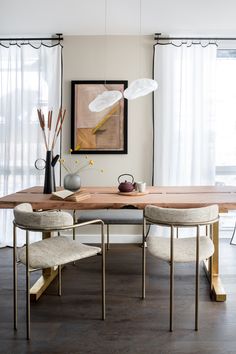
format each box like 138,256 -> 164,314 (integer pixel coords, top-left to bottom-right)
1,185 -> 236,302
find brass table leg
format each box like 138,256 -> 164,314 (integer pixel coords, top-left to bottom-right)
203,221 -> 226,302
30,231 -> 59,302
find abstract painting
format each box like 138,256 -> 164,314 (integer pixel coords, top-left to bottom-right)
71,80 -> 128,154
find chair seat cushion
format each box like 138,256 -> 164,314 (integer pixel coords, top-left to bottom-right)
19,236 -> 101,269
147,236 -> 214,263
77,209 -> 143,225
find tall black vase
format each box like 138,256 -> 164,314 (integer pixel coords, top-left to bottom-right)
43,150 -> 55,194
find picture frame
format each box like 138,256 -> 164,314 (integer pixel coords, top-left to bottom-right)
71,80 -> 128,154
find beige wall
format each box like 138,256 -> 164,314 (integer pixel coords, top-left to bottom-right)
62,35 -> 154,241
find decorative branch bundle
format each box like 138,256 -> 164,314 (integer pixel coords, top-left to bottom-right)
37,108 -> 66,152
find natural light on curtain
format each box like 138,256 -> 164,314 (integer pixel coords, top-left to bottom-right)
0,42 -> 62,246
153,41 -> 217,186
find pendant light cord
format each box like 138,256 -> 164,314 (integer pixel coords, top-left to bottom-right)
139,0 -> 142,78
104,0 -> 107,86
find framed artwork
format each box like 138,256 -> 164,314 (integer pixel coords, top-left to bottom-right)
71,80 -> 128,154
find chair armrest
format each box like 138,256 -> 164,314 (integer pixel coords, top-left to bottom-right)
72,219 -> 105,255
64,219 -> 105,230
14,219 -> 104,232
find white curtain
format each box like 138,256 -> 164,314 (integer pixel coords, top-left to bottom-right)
153,42 -> 217,186
0,43 -> 62,246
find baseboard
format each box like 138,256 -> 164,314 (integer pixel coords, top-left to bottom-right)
220,229 -> 233,238
61,228 -> 233,244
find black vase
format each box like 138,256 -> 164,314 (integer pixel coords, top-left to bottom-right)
43,150 -> 56,194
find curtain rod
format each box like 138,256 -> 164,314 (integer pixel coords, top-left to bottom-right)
0,33 -> 63,41
154,33 -> 236,41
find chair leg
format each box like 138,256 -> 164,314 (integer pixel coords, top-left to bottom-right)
13,224 -> 17,331
73,210 -> 76,241
58,265 -> 62,296
170,225 -> 174,332
206,223 -> 213,293
142,216 -> 147,299
26,230 -> 30,340
195,225 -> 200,331
106,224 -> 110,251
101,222 -> 106,320
73,210 -> 77,265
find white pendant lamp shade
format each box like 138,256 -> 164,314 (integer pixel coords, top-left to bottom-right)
88,90 -> 122,112
88,0 -> 158,112
123,78 -> 158,100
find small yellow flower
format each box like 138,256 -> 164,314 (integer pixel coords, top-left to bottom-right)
59,155 -> 101,175
69,148 -> 73,153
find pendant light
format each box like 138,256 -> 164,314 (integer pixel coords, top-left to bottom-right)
88,0 -> 122,112
124,78 -> 158,100
123,0 -> 158,100
89,90 -> 122,112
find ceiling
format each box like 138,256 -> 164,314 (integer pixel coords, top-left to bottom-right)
1,0 -> 236,37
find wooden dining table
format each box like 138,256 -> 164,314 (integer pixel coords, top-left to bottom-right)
1,185 -> 236,302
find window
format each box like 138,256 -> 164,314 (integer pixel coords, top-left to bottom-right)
215,49 -> 236,185
215,49 -> 236,232
0,50 -> 49,193
0,43 -> 62,246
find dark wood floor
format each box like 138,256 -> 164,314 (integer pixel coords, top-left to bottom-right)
1,240 -> 236,354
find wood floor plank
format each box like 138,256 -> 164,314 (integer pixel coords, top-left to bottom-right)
0,240 -> 236,353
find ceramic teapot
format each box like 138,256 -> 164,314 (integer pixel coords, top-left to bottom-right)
118,174 -> 135,192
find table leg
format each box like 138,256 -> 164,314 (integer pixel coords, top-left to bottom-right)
30,231 -> 58,302
203,221 -> 226,302
30,269 -> 58,301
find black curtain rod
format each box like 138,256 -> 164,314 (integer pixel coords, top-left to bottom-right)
0,33 -> 63,41
154,34 -> 236,41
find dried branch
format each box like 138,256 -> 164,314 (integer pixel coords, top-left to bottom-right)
37,109 -> 48,150
47,110 -> 53,149
37,107 -> 66,152
51,109 -> 66,151
51,108 -> 62,151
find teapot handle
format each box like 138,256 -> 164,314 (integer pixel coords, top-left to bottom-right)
118,173 -> 134,184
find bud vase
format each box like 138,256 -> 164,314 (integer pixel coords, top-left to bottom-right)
43,150 -> 56,194
63,173 -> 81,192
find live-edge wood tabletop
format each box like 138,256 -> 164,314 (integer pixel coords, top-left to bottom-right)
0,186 -> 236,212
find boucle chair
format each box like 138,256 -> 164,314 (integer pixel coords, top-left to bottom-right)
142,204 -> 219,332
13,203 -> 105,340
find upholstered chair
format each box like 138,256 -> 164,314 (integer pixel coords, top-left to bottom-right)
13,203 -> 105,340
142,204 -> 219,331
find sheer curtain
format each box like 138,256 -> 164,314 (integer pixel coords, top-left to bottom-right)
153,42 -> 217,186
0,42 -> 62,246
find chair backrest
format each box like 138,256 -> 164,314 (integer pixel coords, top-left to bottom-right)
13,203 -> 73,230
144,205 -> 219,227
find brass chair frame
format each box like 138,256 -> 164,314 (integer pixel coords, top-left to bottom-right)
142,214 -> 219,332
13,219 -> 105,340
230,221 -> 236,245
